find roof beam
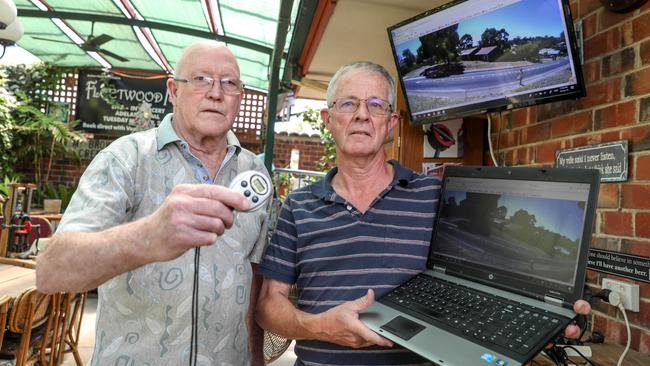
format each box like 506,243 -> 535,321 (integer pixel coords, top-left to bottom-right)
263,0 -> 294,173
17,8 -> 275,55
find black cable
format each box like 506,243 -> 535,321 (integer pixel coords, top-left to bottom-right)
561,345 -> 599,366
189,247 -> 200,366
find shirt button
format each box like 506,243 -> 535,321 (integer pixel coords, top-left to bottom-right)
346,205 -> 352,210
203,175 -> 209,180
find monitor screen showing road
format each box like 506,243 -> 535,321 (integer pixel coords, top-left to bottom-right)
389,0 -> 585,124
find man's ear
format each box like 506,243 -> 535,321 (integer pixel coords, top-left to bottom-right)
166,78 -> 178,104
388,111 -> 399,130
320,108 -> 331,128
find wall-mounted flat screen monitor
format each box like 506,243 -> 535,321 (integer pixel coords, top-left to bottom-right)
388,0 -> 585,124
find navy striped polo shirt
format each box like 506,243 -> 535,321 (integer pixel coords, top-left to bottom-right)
260,160 -> 442,365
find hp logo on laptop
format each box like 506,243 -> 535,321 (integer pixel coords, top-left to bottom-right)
488,274 -> 494,280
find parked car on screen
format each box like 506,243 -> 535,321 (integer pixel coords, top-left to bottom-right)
420,62 -> 465,78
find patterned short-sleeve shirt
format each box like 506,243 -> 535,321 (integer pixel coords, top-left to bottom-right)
57,114 -> 270,366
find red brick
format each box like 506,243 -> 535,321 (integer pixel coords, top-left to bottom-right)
603,317 -> 642,349
510,108 -> 529,128
579,0 -> 602,17
550,112 -> 593,138
584,27 -> 621,61
594,100 -> 637,130
625,67 -> 650,97
622,21 -> 634,47
627,301 -> 650,334
636,154 -> 650,180
622,184 -> 650,209
600,131 -> 622,142
522,123 -> 550,144
586,268 -> 601,283
602,211 -> 633,236
537,141 -> 562,164
637,212 -> 650,238
499,130 -> 520,149
632,12 -> 650,43
602,47 -> 636,77
571,135 -> 592,147
600,8 -> 631,30
639,98 -> 650,122
642,40 -> 650,66
622,239 -> 650,260
598,183 -> 619,208
640,331 -> 650,354
583,13 -> 598,39
628,154 -> 636,180
622,124 -> 650,152
582,78 -> 622,109
583,60 -> 601,84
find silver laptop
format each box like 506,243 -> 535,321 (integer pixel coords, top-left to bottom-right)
360,166 -> 600,366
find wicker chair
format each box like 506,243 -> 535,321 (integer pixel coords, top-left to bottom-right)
2,287 -> 56,366
0,296 -> 12,351
54,292 -> 86,366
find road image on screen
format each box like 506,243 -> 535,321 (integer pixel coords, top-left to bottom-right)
434,189 -> 587,287
389,0 -> 583,123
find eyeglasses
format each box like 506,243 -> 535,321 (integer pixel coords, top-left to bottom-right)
173,75 -> 244,95
330,97 -> 392,116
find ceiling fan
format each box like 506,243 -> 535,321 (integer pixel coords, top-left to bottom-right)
31,21 -> 129,62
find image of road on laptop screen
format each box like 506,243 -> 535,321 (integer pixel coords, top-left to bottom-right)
390,0 -> 580,123
434,181 -> 589,287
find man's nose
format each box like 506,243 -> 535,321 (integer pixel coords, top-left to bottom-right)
206,81 -> 224,100
354,100 -> 370,120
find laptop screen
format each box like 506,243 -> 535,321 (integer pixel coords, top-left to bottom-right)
429,170 -> 594,302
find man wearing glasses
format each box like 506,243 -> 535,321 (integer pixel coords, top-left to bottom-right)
37,41 -> 269,365
256,61 -> 591,365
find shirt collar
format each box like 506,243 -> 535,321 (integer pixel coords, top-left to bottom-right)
156,113 -> 242,154
311,159 -> 412,200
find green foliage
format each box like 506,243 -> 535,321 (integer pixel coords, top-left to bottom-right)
0,81 -> 17,178
0,174 -> 22,198
299,107 -> 335,172
38,182 -> 76,211
0,63 -> 86,190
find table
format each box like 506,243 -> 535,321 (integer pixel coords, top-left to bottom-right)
0,263 -> 36,297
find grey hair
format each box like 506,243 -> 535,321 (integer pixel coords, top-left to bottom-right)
326,61 -> 396,108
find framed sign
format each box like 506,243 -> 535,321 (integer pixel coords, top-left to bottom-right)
555,140 -> 628,182
75,71 -> 172,135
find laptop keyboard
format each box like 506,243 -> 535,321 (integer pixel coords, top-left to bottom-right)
381,274 -> 566,356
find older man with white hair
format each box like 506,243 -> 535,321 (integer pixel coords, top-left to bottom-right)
37,41 -> 269,366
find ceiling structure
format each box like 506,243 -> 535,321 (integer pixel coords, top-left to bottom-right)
14,0 -> 301,90
287,0 -> 451,100
11,0 -> 455,97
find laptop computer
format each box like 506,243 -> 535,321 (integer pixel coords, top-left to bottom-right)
360,166 -> 600,366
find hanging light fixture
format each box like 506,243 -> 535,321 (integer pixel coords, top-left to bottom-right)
0,0 -> 17,30
0,18 -> 23,59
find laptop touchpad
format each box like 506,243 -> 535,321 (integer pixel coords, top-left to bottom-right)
380,316 -> 425,340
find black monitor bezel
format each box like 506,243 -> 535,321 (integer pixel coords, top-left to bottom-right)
387,0 -> 586,125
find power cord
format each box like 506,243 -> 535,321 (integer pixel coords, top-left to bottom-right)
591,289 -> 631,366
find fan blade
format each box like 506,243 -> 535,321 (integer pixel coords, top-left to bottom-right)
31,36 -> 71,44
88,34 -> 113,47
98,48 -> 129,62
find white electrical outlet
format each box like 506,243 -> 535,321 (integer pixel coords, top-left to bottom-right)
602,278 -> 640,312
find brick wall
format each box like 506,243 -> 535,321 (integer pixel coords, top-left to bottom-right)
18,132 -> 325,196
272,133 -> 326,171
489,0 -> 650,353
